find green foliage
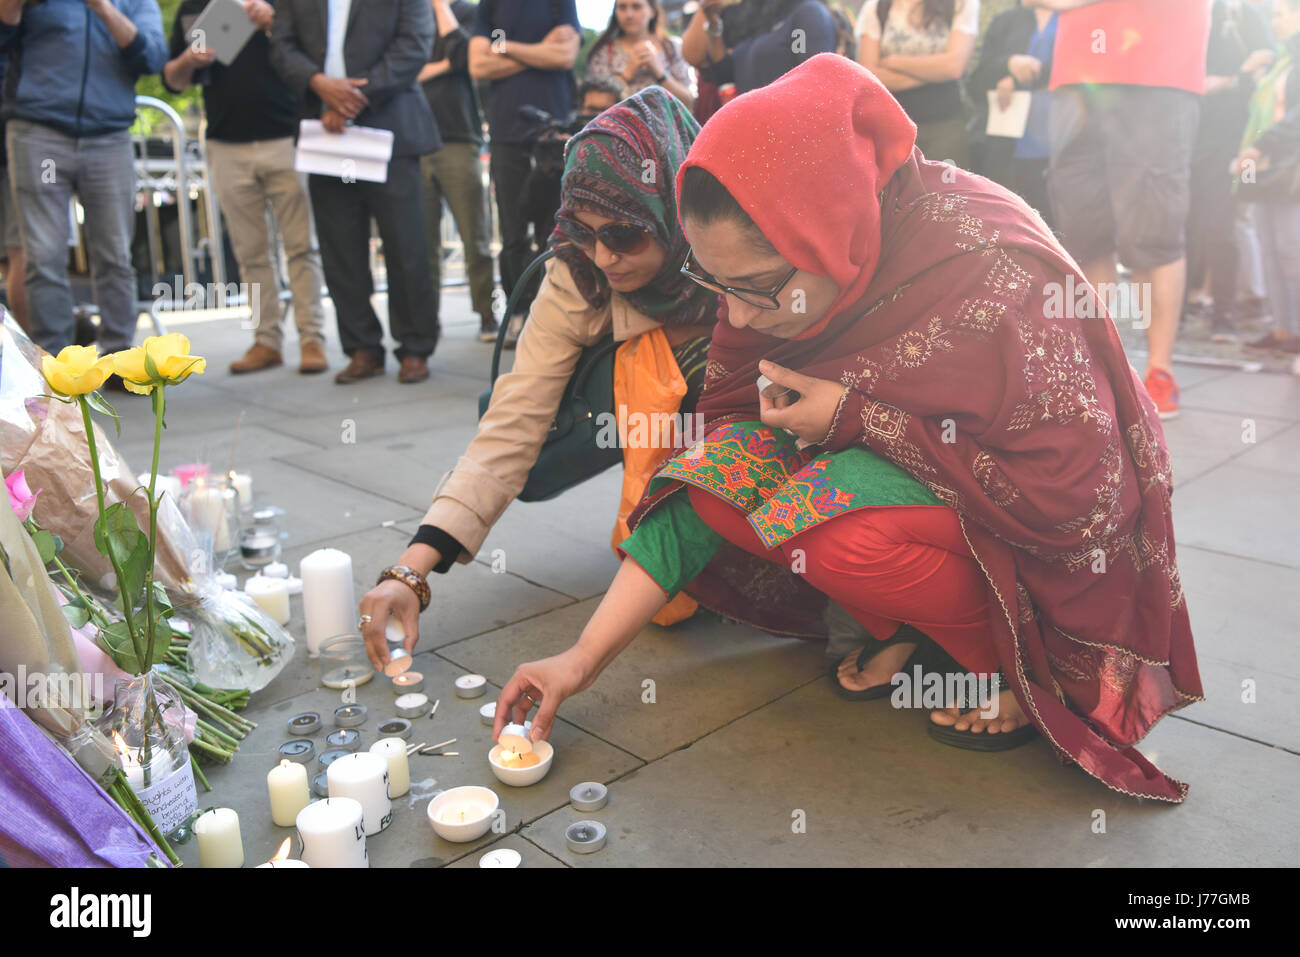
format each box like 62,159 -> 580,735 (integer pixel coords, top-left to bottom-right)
92,502 -> 150,613
134,0 -> 201,136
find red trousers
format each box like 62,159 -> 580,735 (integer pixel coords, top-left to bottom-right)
687,485 -> 999,674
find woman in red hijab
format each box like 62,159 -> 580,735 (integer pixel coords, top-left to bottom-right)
494,54 -> 1203,804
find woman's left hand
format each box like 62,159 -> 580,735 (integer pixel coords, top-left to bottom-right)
757,360 -> 846,446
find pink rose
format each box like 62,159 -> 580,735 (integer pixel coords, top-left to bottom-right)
3,469 -> 41,521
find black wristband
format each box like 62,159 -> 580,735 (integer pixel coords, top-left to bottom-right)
409,524 -> 465,574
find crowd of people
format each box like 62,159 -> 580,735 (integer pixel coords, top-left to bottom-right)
0,0 -> 1287,802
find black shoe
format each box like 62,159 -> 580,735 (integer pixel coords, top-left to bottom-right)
478,316 -> 499,343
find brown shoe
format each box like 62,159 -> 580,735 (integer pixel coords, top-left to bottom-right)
299,340 -> 329,374
397,356 -> 430,383
230,343 -> 283,374
334,351 -> 384,384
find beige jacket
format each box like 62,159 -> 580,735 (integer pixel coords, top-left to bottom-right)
422,255 -> 702,564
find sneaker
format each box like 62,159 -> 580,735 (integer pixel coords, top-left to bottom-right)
478,315 -> 499,343
1143,367 -> 1180,420
1245,329 -> 1300,353
502,314 -> 524,351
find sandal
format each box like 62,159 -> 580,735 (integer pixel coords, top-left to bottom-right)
828,623 -> 932,701
926,671 -> 1038,751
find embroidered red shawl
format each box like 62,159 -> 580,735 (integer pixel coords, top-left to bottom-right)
628,54 -> 1204,803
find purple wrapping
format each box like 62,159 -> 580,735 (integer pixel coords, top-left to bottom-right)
0,692 -> 166,868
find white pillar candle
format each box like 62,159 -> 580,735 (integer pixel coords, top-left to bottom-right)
296,798 -> 367,868
368,737 -> 410,798
267,759 -> 311,827
326,751 -> 391,836
189,485 -> 234,553
256,858 -> 310,868
230,472 -> 253,509
245,575 -> 291,626
194,808 -> 244,868
299,549 -> 357,655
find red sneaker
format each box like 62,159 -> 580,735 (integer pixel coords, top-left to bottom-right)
1143,367 -> 1180,420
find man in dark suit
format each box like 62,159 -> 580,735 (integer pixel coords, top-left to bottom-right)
271,0 -> 440,384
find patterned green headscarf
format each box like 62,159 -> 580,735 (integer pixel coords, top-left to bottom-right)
549,87 -> 717,326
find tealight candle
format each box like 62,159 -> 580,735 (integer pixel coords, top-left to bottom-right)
278,739 -> 314,763
454,674 -> 487,699
287,712 -> 320,736
263,562 -> 289,579
326,752 -> 392,836
479,701 -> 496,726
479,848 -> 522,868
391,671 -> 424,694
377,719 -> 412,740
333,705 -> 367,728
324,729 -> 361,752
382,648 -> 412,678
267,759 -> 311,827
194,808 -> 244,868
312,771 -> 330,798
318,748 -> 352,768
426,786 -> 498,843
368,737 -> 410,798
394,692 -> 429,718
296,798 -> 367,868
256,838 -> 310,868
299,549 -> 357,655
385,616 -> 406,644
245,575 -> 291,625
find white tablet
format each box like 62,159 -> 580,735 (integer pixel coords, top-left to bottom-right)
187,0 -> 257,67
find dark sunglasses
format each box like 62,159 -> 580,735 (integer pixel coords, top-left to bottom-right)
680,247 -> 799,310
557,215 -> 655,255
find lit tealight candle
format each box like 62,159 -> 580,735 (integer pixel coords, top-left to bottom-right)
438,801 -> 491,825
496,733 -> 541,769
368,737 -> 410,798
111,731 -> 145,791
194,808 -> 244,868
267,758 -> 311,827
391,671 -> 424,694
255,836 -> 310,868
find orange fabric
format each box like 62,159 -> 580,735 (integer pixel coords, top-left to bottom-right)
687,485 -> 997,673
612,328 -> 698,625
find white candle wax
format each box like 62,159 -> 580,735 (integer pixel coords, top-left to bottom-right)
266,759 -> 311,827
194,808 -> 244,868
256,859 -> 310,868
120,749 -> 145,791
368,737 -> 410,798
326,751 -> 391,836
231,472 -> 253,509
245,575 -> 291,626
263,562 -> 289,579
385,616 -> 405,644
437,802 -> 491,825
296,798 -> 367,868
189,485 -> 233,553
299,549 -> 357,655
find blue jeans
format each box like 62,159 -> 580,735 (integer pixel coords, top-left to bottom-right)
5,119 -> 139,353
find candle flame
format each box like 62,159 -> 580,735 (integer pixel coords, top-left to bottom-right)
270,837 -> 291,864
280,758 -> 291,769
111,730 -> 131,756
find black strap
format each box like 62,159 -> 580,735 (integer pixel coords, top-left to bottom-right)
489,248 -> 559,383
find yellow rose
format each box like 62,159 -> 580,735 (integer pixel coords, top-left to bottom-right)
41,345 -> 115,396
112,334 -> 206,394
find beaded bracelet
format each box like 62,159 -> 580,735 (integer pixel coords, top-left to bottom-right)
377,564 -> 431,612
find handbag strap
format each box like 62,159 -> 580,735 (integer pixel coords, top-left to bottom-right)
489,248 -> 560,384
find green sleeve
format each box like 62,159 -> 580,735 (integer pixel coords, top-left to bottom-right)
619,490 -> 724,598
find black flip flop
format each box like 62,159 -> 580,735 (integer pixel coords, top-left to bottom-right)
926,672 -> 1038,751
828,623 -> 931,701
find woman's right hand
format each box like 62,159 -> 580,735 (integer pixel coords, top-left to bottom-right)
493,647 -> 596,744
358,578 -> 420,671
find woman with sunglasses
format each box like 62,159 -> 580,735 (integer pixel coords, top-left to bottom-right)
491,55 -> 1203,805
357,87 -> 718,666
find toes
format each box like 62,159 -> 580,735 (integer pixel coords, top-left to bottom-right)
929,706 -> 962,726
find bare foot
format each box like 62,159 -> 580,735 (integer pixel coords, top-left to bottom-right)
929,687 -> 1029,734
834,641 -> 917,692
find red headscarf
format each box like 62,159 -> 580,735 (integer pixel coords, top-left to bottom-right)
675,53 -> 917,341
631,55 -> 1204,803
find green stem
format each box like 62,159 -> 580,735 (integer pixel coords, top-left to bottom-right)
190,753 -> 211,792
196,719 -> 240,750
143,386 -> 165,671
78,395 -> 145,671
107,773 -> 181,866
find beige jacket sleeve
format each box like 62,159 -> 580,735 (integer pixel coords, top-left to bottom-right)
420,256 -> 657,563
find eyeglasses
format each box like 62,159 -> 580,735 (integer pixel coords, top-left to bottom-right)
679,247 -> 799,310
557,215 -> 655,255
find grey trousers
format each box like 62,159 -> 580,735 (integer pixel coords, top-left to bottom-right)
6,119 -> 138,353
420,140 -> 496,324
206,137 -> 326,352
